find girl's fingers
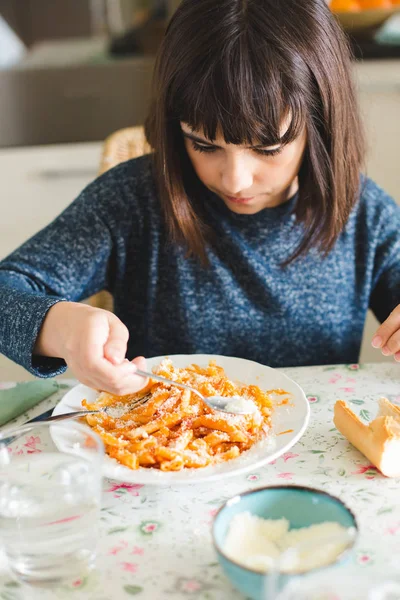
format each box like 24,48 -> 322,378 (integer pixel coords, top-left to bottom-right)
130,355 -> 149,388
103,315 -> 130,365
94,358 -> 148,396
381,330 -> 400,358
372,305 -> 400,352
75,356 -> 146,396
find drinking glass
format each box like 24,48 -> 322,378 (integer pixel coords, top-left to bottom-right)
274,565 -> 400,600
263,527 -> 358,599
0,420 -> 104,587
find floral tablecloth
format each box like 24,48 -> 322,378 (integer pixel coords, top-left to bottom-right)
0,363 -> 399,600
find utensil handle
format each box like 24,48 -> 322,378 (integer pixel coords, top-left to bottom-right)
39,410 -> 100,422
27,408 -> 55,423
0,411 -> 100,447
135,368 -> 204,401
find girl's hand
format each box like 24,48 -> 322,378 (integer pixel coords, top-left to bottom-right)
34,301 -> 149,394
371,305 -> 400,362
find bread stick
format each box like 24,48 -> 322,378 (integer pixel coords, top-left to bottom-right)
334,398 -> 400,477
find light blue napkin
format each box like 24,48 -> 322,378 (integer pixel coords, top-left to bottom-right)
0,380 -> 62,426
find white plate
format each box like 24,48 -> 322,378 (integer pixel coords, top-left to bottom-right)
52,355 -> 310,486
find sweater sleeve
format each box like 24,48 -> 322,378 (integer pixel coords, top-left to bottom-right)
369,194 -> 400,323
0,171 -> 122,378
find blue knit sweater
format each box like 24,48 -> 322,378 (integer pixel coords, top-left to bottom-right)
1,155 -> 399,376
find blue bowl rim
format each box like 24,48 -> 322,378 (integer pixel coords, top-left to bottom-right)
212,484 -> 359,576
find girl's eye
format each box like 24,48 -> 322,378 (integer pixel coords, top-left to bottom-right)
192,142 -> 218,154
255,147 -> 283,157
191,140 -> 283,157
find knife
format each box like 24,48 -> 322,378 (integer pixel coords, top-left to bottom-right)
26,407 -> 55,423
1,407 -> 57,447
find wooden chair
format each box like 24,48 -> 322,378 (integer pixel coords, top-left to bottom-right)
88,126 -> 151,311
98,126 -> 151,175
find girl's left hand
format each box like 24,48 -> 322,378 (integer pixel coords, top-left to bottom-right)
372,304 -> 400,362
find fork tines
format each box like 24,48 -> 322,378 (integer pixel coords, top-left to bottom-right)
130,392 -> 152,410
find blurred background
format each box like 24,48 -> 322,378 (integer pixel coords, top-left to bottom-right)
0,0 -> 179,146
0,0 -> 399,378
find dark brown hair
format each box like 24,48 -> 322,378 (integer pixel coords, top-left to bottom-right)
145,0 -> 365,264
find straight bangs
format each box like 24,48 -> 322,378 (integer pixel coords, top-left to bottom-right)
168,38 -> 306,149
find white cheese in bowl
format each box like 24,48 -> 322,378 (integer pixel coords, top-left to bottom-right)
223,512 -> 353,573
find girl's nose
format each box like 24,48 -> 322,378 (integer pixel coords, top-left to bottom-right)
221,153 -> 254,195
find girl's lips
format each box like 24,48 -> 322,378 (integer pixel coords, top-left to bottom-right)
225,195 -> 255,204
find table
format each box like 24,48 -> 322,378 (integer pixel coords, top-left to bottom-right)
0,362 -> 399,599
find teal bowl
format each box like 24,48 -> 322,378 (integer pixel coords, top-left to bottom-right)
212,485 -> 358,600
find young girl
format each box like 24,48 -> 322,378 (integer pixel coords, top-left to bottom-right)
0,0 -> 399,397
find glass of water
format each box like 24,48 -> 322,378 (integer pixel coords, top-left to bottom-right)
273,565 -> 400,600
0,420 -> 104,588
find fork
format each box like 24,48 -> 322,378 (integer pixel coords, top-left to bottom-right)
134,368 -> 255,414
37,391 -> 153,423
34,367 -> 255,424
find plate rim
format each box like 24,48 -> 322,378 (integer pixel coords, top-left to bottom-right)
52,354 -> 310,486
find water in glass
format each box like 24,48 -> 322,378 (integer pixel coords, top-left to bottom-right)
0,421 -> 103,587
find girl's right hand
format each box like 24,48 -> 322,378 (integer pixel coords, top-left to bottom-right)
34,301 -> 149,395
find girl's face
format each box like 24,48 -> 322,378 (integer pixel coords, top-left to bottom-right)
181,121 -> 307,215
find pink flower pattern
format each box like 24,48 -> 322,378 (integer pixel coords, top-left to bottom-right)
24,435 -> 41,449
277,472 -> 294,480
131,546 -> 144,556
282,452 -> 299,462
181,580 -> 202,592
140,521 -> 160,535
351,465 -> 379,477
120,562 -> 138,573
307,396 -> 319,403
11,435 -> 43,456
385,523 -> 400,536
106,482 -> 143,496
108,541 -> 129,555
357,553 -> 373,566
